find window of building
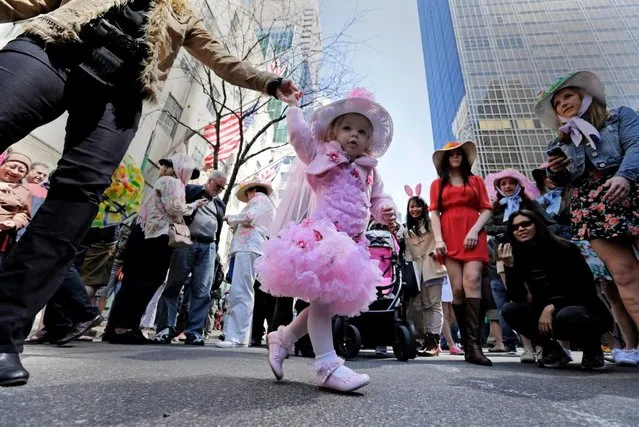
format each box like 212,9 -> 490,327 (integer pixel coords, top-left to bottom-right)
256,27 -> 294,57
268,98 -> 284,120
230,11 -> 240,32
273,121 -> 288,143
158,94 -> 183,138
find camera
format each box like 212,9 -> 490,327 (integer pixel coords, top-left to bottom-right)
495,233 -> 510,245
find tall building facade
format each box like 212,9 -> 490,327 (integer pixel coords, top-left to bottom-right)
418,0 -> 639,176
417,0 -> 465,149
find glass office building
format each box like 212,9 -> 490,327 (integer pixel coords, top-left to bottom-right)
419,0 -> 639,176
417,0 -> 465,149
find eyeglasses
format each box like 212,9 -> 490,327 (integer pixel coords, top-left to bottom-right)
512,220 -> 533,231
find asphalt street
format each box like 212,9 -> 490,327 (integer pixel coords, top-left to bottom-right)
1,342 -> 638,426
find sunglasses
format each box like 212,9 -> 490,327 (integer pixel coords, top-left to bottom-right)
512,220 -> 533,231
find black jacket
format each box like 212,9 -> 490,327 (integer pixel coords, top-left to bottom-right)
505,241 -> 612,328
183,184 -> 226,228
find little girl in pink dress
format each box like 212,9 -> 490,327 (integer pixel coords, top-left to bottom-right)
255,89 -> 397,393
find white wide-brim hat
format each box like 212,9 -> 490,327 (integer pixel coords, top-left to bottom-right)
310,96 -> 394,158
432,141 -> 477,175
534,71 -> 606,129
236,180 -> 273,203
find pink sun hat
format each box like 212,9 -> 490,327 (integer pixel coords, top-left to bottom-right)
309,88 -> 394,158
484,168 -> 540,203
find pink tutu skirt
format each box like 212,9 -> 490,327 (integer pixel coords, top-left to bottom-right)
255,217 -> 381,317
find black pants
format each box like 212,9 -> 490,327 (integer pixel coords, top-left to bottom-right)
42,263 -> 101,340
106,227 -> 173,331
502,302 -> 604,348
251,281 -> 276,343
0,37 -> 142,353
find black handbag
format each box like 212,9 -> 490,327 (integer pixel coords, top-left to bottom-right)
402,260 -> 419,299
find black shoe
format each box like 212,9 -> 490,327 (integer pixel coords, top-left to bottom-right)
537,341 -> 572,368
0,353 -> 30,387
582,347 -> 606,371
184,334 -> 206,346
54,315 -> 104,346
106,329 -> 151,345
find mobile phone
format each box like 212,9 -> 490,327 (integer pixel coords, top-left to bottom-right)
546,146 -> 567,159
495,233 -> 510,245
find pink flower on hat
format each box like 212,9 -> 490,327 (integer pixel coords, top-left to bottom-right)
296,240 -> 307,249
328,152 -> 340,162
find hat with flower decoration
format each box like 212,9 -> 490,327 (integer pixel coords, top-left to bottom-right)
534,71 -> 605,129
310,88 -> 394,158
432,141 -> 477,175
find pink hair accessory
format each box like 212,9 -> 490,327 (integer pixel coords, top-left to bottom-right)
404,184 -> 422,197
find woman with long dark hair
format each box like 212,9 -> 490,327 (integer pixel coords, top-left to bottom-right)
401,185 -> 448,356
498,209 -> 612,370
429,141 -> 493,366
536,71 -> 639,366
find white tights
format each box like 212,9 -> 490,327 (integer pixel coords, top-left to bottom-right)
282,300 -> 334,357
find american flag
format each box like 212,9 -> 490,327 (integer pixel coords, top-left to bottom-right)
258,158 -> 285,183
203,106 -> 258,166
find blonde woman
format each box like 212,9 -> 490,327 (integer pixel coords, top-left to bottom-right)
536,71 -> 639,364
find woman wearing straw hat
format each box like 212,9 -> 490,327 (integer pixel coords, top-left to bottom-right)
429,141 -> 493,366
216,180 -> 275,348
536,71 -> 639,363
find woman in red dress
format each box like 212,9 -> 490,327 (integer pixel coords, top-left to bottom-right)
429,141 -> 493,366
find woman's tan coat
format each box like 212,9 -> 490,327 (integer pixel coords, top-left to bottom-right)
0,0 -> 279,102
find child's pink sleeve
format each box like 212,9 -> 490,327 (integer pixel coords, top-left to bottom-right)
370,169 -> 396,224
287,106 -> 317,165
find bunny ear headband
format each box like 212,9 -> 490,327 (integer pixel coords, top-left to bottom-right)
404,184 -> 422,197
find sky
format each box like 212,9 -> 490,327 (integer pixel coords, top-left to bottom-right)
320,0 -> 438,218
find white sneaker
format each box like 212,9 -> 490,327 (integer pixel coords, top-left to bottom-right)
215,340 -> 247,348
520,348 -> 535,364
612,349 -> 638,367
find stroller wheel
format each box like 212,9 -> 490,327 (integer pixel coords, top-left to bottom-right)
337,323 -> 361,360
393,324 -> 418,361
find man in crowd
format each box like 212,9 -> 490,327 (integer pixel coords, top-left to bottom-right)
0,0 -> 296,386
154,170 -> 227,345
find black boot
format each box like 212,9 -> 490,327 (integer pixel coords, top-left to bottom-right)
464,298 -> 492,366
452,303 -> 467,348
0,353 -> 29,387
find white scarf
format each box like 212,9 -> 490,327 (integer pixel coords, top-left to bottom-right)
557,94 -> 600,150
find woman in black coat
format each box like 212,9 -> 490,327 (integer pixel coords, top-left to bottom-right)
497,209 -> 612,370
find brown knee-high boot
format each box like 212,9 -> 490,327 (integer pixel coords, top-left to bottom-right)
464,298 -> 492,366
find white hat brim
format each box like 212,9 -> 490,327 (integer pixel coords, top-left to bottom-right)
534,71 -> 606,129
310,97 -> 393,158
236,181 -> 273,203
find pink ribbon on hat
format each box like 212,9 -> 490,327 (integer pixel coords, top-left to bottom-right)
558,94 -> 600,150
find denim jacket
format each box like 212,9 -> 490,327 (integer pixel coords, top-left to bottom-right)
547,106 -> 639,186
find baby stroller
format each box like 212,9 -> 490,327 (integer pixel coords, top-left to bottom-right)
333,226 -> 418,361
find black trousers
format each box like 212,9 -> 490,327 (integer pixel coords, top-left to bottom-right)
42,263 -> 101,340
502,302 -> 605,348
0,37 -> 142,353
251,281 -> 276,343
105,227 -> 173,331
